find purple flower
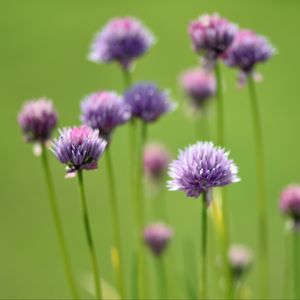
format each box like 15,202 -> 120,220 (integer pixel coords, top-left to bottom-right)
229,245 -> 252,279
223,30 -> 275,78
144,222 -> 173,256
80,91 -> 131,140
18,98 -> 57,143
51,125 -> 107,176
144,143 -> 170,181
280,185 -> 300,230
124,82 -> 175,123
189,13 -> 237,64
167,142 -> 240,199
180,68 -> 216,108
88,17 -> 155,70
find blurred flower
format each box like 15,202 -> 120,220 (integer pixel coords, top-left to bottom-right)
280,185 -> 300,230
223,30 -> 275,84
180,68 -> 216,109
167,142 -> 240,200
18,98 -> 57,143
51,125 -> 107,177
124,82 -> 175,123
80,91 -> 131,140
144,222 -> 173,256
88,17 -> 155,70
189,13 -> 237,66
144,143 -> 170,182
229,245 -> 253,280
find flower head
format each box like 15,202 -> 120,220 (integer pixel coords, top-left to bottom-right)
180,68 -> 216,108
229,245 -> 252,279
124,82 -> 175,123
88,17 -> 155,70
80,91 -> 131,140
144,143 -> 170,181
280,185 -> 300,230
18,98 -> 57,143
167,142 -> 240,199
144,222 -> 173,256
51,125 -> 107,176
223,30 -> 275,77
189,13 -> 237,64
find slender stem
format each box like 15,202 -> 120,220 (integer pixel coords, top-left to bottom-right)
156,257 -> 167,299
247,75 -> 268,298
122,67 -> 132,91
294,231 -> 299,300
105,147 -> 125,299
77,170 -> 102,300
200,191 -> 208,299
40,144 -> 79,299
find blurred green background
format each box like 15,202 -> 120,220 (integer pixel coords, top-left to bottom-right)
0,0 -> 299,298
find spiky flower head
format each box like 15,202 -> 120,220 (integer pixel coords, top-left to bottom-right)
167,142 -> 240,200
280,185 -> 300,230
144,143 -> 170,181
18,98 -> 57,143
229,245 -> 252,280
80,91 -> 131,140
88,17 -> 155,70
223,30 -> 275,82
51,125 -> 107,177
124,82 -> 175,123
180,68 -> 216,109
189,13 -> 237,65
144,222 -> 173,256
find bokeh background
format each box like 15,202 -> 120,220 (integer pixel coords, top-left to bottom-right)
1,0 -> 299,298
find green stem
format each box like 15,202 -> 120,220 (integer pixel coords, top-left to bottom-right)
156,257 -> 167,299
247,75 -> 268,298
294,231 -> 299,300
122,67 -> 132,91
41,144 -> 79,299
77,170 -> 102,300
105,147 -> 125,299
200,191 -> 208,299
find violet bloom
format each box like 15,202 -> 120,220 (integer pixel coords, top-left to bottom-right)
80,91 -> 131,140
18,98 -> 57,143
144,222 -> 173,256
229,245 -> 252,279
144,143 -> 170,181
51,125 -> 107,176
189,13 -> 237,65
88,17 -> 155,70
180,68 -> 216,108
223,30 -> 275,82
124,82 -> 175,123
280,185 -> 300,230
168,142 -> 240,201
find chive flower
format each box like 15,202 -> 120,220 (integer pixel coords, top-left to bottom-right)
18,98 -> 57,143
167,141 -> 240,200
124,82 -> 175,123
280,185 -> 300,230
144,222 -> 173,256
88,17 -> 155,70
80,91 -> 131,140
51,125 -> 107,176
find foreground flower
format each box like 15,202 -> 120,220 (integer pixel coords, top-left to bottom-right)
280,185 -> 300,230
167,141 -> 240,200
88,17 -> 155,70
80,91 -> 131,140
144,143 -> 170,182
229,245 -> 252,279
144,222 -> 173,256
18,98 -> 57,143
51,125 -> 107,176
180,68 -> 216,109
223,30 -> 275,83
189,13 -> 237,65
124,82 -> 175,123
